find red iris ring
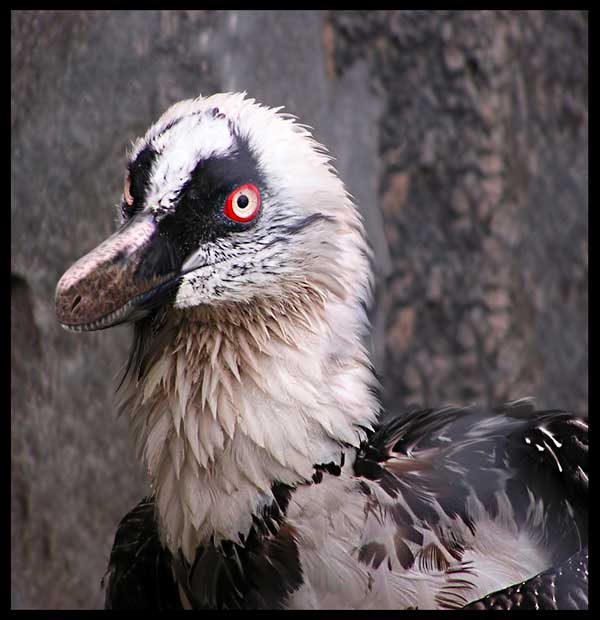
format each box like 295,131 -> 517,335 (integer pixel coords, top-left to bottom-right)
224,183 -> 261,222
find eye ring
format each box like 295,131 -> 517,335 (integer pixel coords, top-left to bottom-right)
224,183 -> 261,223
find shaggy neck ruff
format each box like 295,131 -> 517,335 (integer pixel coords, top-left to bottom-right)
120,283 -> 379,561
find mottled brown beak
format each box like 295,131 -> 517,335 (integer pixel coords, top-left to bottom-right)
55,215 -> 180,331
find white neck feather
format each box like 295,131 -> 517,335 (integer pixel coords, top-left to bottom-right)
120,284 -> 379,562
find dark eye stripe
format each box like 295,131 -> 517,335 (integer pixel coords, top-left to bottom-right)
127,145 -> 158,208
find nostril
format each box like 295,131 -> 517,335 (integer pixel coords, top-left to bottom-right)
71,295 -> 82,311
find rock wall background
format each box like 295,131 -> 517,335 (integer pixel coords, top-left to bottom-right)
11,10 -> 587,609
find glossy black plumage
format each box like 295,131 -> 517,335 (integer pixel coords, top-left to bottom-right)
354,401 -> 587,569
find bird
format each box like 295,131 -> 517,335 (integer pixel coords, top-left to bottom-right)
55,92 -> 588,610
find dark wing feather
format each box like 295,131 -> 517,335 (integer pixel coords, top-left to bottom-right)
463,547 -> 588,610
102,497 -> 182,610
104,486 -> 303,610
355,400 -> 588,600
172,486 -> 304,610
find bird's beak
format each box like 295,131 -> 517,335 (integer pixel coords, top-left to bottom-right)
55,214 -> 182,331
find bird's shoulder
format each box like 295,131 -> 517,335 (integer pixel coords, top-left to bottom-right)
353,400 -> 588,562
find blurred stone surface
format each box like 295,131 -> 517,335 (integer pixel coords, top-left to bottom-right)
328,10 -> 587,416
11,10 -> 587,609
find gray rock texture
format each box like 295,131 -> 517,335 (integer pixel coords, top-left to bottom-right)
11,10 -> 587,609
328,10 -> 588,417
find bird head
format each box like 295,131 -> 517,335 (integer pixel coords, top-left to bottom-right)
55,92 -> 370,333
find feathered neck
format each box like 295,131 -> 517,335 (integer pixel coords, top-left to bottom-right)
118,282 -> 379,562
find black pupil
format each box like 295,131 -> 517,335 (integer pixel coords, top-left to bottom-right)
237,194 -> 249,209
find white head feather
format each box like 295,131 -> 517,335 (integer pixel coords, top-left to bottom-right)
118,92 -> 379,560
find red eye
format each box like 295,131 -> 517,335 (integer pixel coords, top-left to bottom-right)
224,183 -> 261,223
